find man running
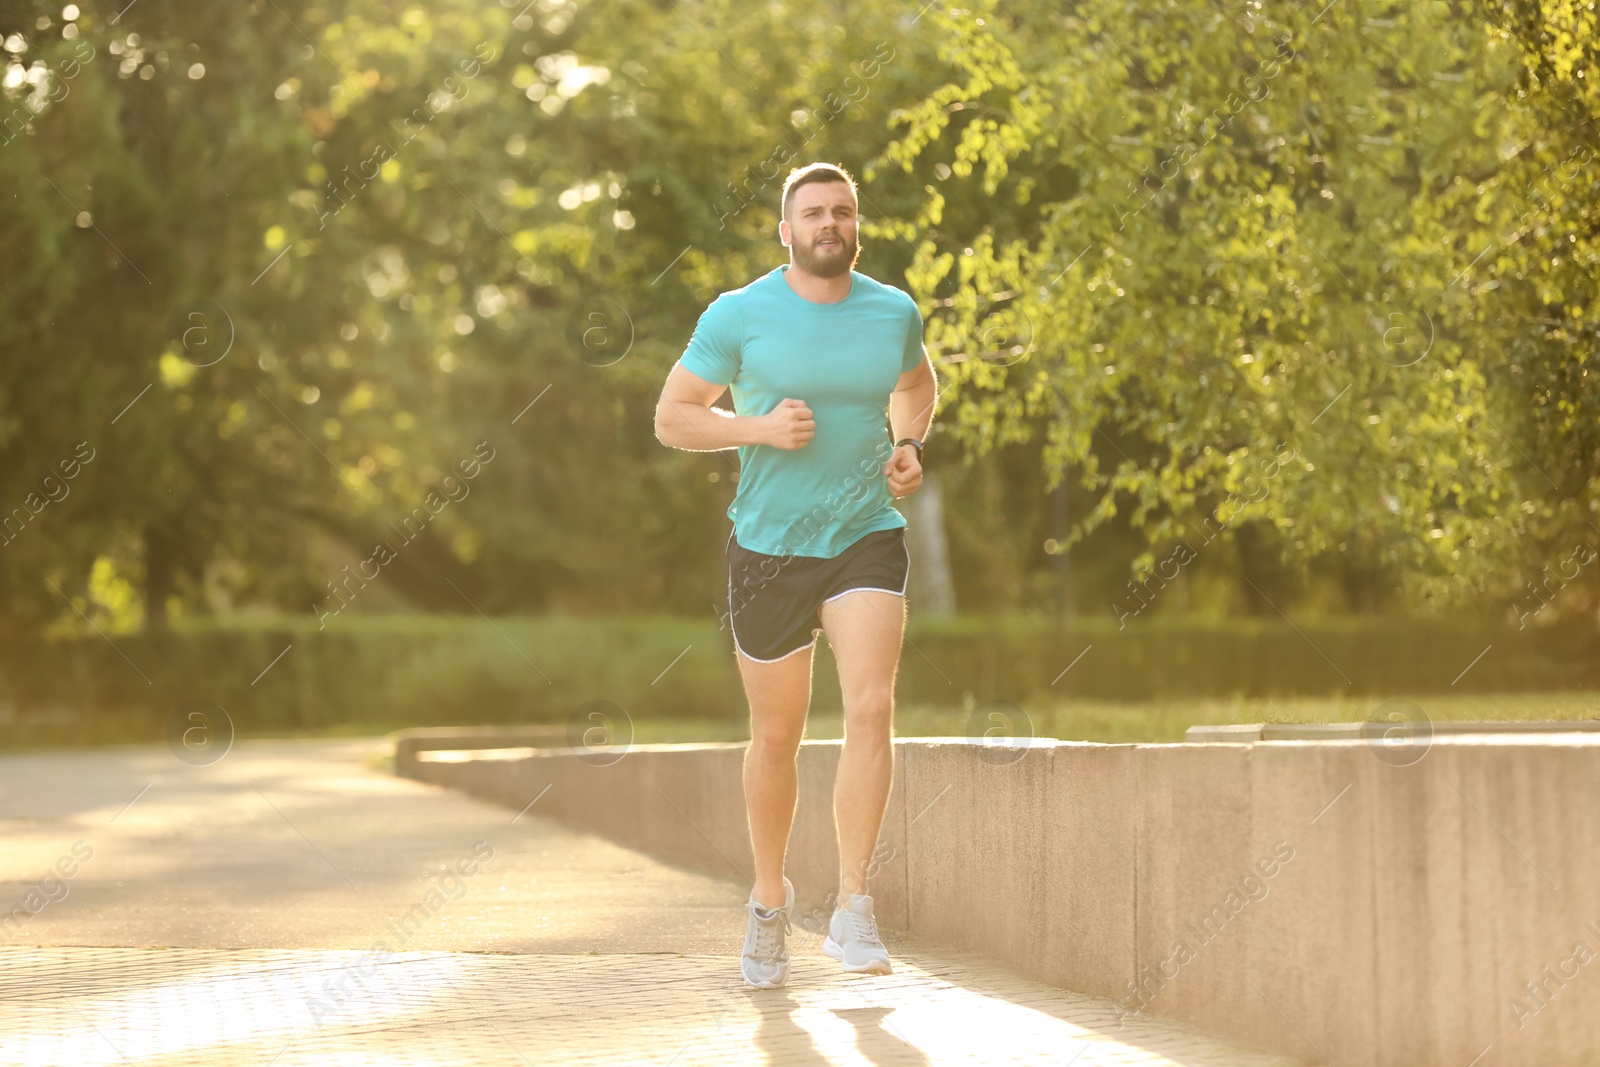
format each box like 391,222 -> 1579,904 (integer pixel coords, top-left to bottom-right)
653,161 -> 938,988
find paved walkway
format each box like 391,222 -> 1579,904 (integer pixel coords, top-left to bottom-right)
0,739 -> 1295,1066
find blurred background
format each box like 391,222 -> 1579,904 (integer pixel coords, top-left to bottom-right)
1,0 -> 1596,750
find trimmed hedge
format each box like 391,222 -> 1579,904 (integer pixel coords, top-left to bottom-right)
896,614 -> 1598,703
0,613 -> 1594,748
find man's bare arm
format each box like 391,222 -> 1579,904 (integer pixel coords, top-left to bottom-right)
890,349 -> 938,444
654,364 -> 771,451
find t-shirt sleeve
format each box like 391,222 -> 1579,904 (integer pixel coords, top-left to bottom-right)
901,296 -> 925,374
678,293 -> 742,386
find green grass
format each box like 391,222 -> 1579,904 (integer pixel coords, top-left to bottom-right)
628,690 -> 1600,746
392,690 -> 1598,747
7,691 -> 1597,754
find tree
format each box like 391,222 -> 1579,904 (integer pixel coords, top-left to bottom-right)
872,0 -> 1596,622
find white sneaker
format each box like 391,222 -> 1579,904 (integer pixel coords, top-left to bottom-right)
741,877 -> 794,989
822,893 -> 893,974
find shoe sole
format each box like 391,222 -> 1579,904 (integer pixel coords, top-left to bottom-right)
822,937 -> 893,975
743,948 -> 791,989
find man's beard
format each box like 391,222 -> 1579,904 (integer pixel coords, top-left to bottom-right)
793,231 -> 859,277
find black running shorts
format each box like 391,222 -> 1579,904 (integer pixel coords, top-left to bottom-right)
724,527 -> 910,662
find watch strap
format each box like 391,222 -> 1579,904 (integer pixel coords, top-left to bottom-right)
895,437 -> 924,461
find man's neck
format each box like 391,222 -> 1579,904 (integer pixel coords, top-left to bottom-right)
783,263 -> 852,304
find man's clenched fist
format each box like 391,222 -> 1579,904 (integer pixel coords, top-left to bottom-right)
761,398 -> 815,450
885,443 -> 922,500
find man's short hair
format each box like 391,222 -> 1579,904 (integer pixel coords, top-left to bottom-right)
781,162 -> 858,221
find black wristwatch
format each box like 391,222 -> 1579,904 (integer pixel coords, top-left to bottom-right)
895,437 -> 924,463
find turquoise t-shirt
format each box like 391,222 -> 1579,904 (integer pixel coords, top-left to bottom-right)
677,265 -> 925,559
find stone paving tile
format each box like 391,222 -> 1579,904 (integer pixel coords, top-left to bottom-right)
0,739 -> 1300,1066
1,945 -> 1295,1066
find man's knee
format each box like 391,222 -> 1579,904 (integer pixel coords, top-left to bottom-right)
749,726 -> 804,758
842,686 -> 893,732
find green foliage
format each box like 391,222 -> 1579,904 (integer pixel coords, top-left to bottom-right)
0,0 -> 1594,640
0,612 -> 1592,752
874,0 -> 1599,617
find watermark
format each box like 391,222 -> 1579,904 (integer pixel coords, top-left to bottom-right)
315,441 -> 497,628
796,837 -> 897,935
1489,129 -> 1599,282
165,300 -> 235,367
1,38 -> 95,150
1511,541 -> 1597,630
1195,442 -> 1299,535
941,304 -> 1036,368
716,437 -> 901,635
714,41 -> 896,230
1373,304 -> 1435,368
166,699 -> 235,766
971,306 -> 1035,368
1368,133 -> 1596,369
565,294 -> 634,366
309,42 -> 497,229
1361,699 -> 1432,767
1365,136 -> 1596,373
1112,441 -> 1298,628
0,840 -> 95,944
964,697 -> 1035,767
1113,33 -> 1298,231
0,441 -> 95,548
1430,118 -> 1599,313
1111,541 -> 1198,631
303,840 -> 496,1025
1116,841 -> 1295,1025
1506,921 -> 1600,1031
566,698 -> 633,767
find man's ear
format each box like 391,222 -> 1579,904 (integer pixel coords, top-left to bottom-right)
778,219 -> 791,246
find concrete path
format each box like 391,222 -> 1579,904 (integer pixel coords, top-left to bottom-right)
0,739 -> 1296,1066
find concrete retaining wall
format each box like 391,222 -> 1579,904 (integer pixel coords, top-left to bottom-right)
397,733 -> 1600,1066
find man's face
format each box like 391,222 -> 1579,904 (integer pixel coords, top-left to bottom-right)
782,180 -> 859,277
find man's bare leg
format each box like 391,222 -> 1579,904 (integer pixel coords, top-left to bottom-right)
818,589 -> 905,900
739,642 -> 815,911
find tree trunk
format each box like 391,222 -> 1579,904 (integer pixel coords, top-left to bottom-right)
905,468 -> 957,616
1235,523 -> 1277,616
143,522 -> 174,632
1052,479 -> 1076,617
